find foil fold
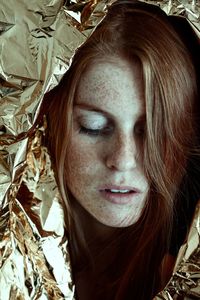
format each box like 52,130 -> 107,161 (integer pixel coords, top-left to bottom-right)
0,0 -> 200,299
154,201 -> 200,299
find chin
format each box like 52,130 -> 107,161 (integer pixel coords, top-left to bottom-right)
94,214 -> 141,228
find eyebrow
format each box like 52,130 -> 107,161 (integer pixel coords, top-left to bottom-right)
74,103 -> 113,119
74,103 -> 146,121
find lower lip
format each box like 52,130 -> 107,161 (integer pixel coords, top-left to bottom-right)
99,190 -> 139,205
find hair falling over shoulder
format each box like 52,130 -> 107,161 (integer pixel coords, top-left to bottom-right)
44,1 -> 198,299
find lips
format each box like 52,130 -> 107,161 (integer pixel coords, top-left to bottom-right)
99,184 -> 141,193
105,189 -> 132,193
99,184 -> 141,205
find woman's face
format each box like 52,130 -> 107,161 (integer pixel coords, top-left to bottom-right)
66,56 -> 149,227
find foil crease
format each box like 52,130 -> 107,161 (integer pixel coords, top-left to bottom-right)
154,201 -> 200,299
0,0 -> 199,299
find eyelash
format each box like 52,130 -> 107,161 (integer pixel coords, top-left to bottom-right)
79,126 -> 111,137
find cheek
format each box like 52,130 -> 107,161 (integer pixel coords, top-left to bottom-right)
66,140 -> 99,189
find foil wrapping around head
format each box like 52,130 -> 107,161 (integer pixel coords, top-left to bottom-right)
0,0 -> 199,299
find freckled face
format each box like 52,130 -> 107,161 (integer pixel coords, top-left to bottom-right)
66,57 -> 149,227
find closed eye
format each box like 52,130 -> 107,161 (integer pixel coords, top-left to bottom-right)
79,126 -> 112,137
79,126 -> 101,136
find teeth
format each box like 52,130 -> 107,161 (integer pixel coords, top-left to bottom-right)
109,189 -> 130,193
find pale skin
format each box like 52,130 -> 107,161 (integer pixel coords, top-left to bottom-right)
67,56 -> 149,232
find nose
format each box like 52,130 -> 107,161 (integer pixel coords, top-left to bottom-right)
105,134 -> 138,171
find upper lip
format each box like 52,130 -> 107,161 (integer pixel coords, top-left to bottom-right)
99,184 -> 141,193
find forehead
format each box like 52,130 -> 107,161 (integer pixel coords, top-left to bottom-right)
75,57 -> 145,117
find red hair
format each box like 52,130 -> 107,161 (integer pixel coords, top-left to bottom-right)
44,1 -> 197,299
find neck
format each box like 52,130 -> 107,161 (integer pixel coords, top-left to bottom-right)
69,198 -> 126,273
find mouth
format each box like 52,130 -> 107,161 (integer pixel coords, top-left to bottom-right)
104,189 -> 135,194
99,186 -> 140,205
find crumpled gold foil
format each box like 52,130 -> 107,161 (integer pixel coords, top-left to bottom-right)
0,0 -> 199,299
154,200 -> 200,299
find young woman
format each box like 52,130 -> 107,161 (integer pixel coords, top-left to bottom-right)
44,1 -> 199,299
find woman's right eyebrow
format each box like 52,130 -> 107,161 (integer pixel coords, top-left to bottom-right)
74,103 -> 113,119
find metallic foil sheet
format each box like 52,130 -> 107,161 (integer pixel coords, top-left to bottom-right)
154,200 -> 200,299
0,0 -> 199,299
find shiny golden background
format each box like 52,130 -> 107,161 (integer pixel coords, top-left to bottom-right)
0,1 -> 199,299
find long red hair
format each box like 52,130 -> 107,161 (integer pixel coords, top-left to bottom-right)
44,1 -> 197,299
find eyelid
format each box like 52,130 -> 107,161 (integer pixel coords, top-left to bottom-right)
74,105 -> 112,120
75,114 -> 109,129
79,125 -> 113,137
75,111 -> 113,132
